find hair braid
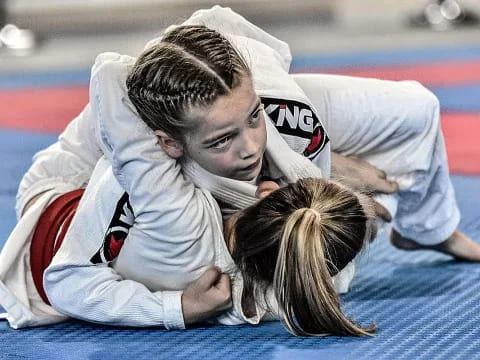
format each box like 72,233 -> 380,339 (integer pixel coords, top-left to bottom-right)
126,25 -> 251,143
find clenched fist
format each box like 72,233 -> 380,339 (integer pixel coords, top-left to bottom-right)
182,267 -> 232,325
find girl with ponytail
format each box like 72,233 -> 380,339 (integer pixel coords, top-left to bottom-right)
230,178 -> 377,336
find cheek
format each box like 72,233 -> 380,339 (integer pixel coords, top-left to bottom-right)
214,153 -> 237,173
256,121 -> 267,151
194,151 -> 237,176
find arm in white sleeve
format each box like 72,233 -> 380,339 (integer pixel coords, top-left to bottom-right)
44,53 -> 227,328
89,53 -> 224,251
43,158 -> 185,329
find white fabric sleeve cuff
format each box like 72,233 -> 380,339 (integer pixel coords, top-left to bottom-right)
332,261 -> 356,294
159,290 -> 185,330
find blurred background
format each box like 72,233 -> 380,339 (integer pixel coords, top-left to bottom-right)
1,0 -> 480,72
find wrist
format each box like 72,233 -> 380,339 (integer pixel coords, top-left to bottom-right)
157,290 -> 185,330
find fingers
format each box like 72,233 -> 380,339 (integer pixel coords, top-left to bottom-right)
214,274 -> 232,309
377,169 -> 387,180
182,267 -> 233,325
352,157 -> 398,194
195,266 -> 222,291
201,268 -> 232,311
368,220 -> 379,243
372,178 -> 399,195
373,201 -> 393,222
256,181 -> 279,197
215,273 -> 231,292
330,153 -> 400,195
196,267 -> 231,301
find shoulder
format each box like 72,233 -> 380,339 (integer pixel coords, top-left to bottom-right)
261,96 -> 329,159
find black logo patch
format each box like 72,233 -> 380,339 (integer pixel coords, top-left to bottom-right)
261,96 -> 329,158
90,192 -> 134,264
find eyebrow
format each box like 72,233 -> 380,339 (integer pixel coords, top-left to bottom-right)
201,98 -> 262,145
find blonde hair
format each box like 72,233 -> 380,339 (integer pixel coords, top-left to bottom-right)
232,178 -> 376,336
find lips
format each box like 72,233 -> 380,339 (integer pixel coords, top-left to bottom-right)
242,158 -> 261,171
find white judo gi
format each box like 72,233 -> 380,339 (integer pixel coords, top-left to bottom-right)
0,6 -> 459,329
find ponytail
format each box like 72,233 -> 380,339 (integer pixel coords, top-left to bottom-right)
274,208 -> 374,336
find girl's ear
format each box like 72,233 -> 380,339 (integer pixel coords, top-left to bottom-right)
154,130 -> 184,158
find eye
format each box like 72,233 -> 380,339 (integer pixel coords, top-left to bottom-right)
249,105 -> 264,125
210,136 -> 231,150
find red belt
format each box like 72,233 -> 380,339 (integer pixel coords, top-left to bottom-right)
30,189 -> 84,305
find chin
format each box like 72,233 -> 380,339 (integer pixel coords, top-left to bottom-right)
240,168 -> 262,182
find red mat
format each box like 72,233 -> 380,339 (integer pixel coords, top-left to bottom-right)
297,60 -> 480,87
442,112 -> 480,175
0,86 -> 88,133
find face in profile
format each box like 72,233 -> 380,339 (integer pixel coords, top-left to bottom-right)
184,76 -> 267,181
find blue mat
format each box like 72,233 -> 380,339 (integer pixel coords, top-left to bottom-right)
1,130 -> 480,360
292,44 -> 480,70
432,84 -> 480,112
0,130 -> 58,238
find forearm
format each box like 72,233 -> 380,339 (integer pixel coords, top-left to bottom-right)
44,262 -> 184,329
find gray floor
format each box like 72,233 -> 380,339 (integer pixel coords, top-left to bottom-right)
1,0 -> 480,74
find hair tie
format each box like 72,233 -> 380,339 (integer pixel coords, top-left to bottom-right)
307,208 -> 321,219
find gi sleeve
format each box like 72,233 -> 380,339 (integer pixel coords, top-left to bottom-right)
43,158 -> 185,329
89,53 -> 223,261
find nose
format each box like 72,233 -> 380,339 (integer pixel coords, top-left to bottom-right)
239,131 -> 258,160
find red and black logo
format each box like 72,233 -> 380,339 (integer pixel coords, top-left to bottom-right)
90,192 -> 134,264
303,124 -> 328,158
261,96 -> 329,158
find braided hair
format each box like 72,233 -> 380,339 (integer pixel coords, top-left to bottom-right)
126,25 -> 251,144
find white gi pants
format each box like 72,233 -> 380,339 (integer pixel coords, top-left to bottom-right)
293,74 -> 460,245
0,105 -> 100,328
